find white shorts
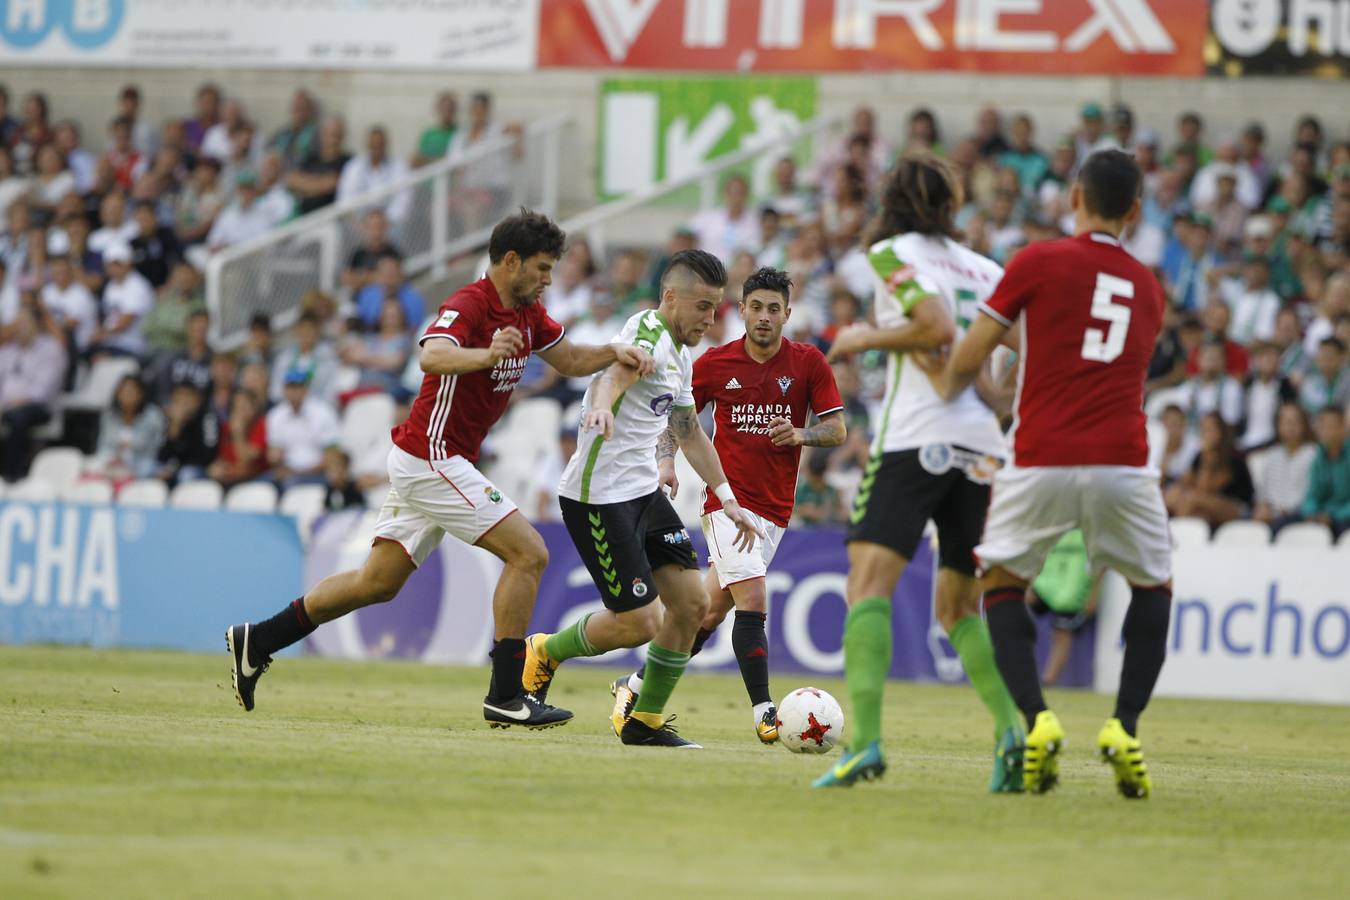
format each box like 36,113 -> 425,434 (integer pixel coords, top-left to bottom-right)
372,446 -> 518,566
700,507 -> 786,589
976,465 -> 1172,587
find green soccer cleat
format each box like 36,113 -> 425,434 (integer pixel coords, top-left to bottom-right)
1024,710 -> 1065,794
812,740 -> 887,789
990,724 -> 1026,794
1098,718 -> 1152,799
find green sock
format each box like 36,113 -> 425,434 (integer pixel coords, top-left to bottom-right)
843,596 -> 892,751
544,613 -> 599,663
632,642 -> 689,716
949,615 -> 1021,738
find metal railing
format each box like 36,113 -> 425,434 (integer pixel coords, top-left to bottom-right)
206,114 -> 570,349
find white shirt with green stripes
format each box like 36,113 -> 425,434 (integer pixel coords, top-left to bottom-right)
558,309 -> 695,505
868,232 -> 1007,458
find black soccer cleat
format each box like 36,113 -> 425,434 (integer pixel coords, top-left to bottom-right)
483,693 -> 573,730
619,714 -> 702,749
226,623 -> 271,712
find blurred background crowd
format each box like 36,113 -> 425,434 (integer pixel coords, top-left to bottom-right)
1,82 -> 1348,536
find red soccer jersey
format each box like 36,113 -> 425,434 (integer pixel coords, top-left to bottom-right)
695,337 -> 844,527
392,277 -> 564,463
981,232 -> 1165,468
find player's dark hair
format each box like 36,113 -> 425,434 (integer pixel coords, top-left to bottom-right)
1077,149 -> 1142,221
869,151 -> 962,243
742,267 -> 792,304
488,208 -> 566,264
661,249 -> 727,291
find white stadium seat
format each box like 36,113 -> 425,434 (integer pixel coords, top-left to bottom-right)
280,484 -> 328,540
1339,529 -> 1350,550
1169,517 -> 1211,549
60,480 -> 114,505
1274,522 -> 1333,549
169,480 -> 224,511
225,481 -> 279,513
63,357 -> 140,411
340,393 -> 396,461
1212,520 -> 1271,547
29,447 -> 85,490
6,477 -> 57,502
118,479 -> 169,508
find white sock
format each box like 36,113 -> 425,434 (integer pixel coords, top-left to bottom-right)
753,701 -> 774,725
627,672 -> 643,694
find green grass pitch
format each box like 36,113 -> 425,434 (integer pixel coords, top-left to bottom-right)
3,645 -> 1349,899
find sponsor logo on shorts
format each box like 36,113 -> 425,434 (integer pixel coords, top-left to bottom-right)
632,579 -> 648,598
663,529 -> 691,544
484,487 -> 503,504
919,443 -> 953,475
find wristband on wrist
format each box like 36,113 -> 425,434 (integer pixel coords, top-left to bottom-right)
714,482 -> 736,505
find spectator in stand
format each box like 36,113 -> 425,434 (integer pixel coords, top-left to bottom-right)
1179,338 -> 1245,428
337,125 -> 410,225
821,164 -> 869,256
92,374 -> 165,482
981,188 -> 1025,265
60,214 -> 103,295
818,283 -> 862,353
756,206 -> 789,269
39,233 -> 96,357
0,305 -> 66,481
1193,142 -> 1262,212
1187,300 -> 1249,376
353,253 -> 424,331
644,226 -> 697,299
27,144 -> 75,226
0,145 -> 27,221
217,119 -> 259,196
1239,121 -> 1272,194
89,190 -> 137,258
141,262 -> 203,361
174,157 -> 225,248
1241,341 -> 1297,450
445,92 -> 516,229
150,307 -> 213,405
10,92 -> 51,176
0,85 -> 17,145
1151,404 -> 1200,487
999,114 -> 1048,199
238,314 -> 274,370
287,116 -> 349,216
342,297 -> 412,397
1168,111 -> 1213,168
1111,104 -> 1136,151
1134,127 -> 1163,195
270,89 -> 319,171
1164,213 -> 1218,311
201,99 -> 256,163
562,289 -> 625,396
1299,406 -> 1350,537
793,450 -> 843,528
254,152 -> 294,226
1197,163 -> 1249,257
130,200 -> 180,288
1220,255 -> 1280,345
206,352 -> 238,423
1299,337 -> 1350,414
1122,211 -> 1166,269
691,173 -> 760,264
89,241 -> 155,359
541,238 -> 595,326
1252,402 -> 1317,526
763,155 -> 816,230
321,447 -> 365,511
155,381 -> 218,485
814,106 -> 891,195
341,208 -> 400,295
205,169 -> 273,253
1272,307 -> 1310,384
603,249 -> 654,315
1304,272 -> 1349,356
1073,102 -> 1111,165
973,105 -> 1009,159
413,92 -> 459,167
208,387 -> 268,487
265,369 -> 338,489
102,116 -> 146,192
269,311 -> 338,406
1165,411 -> 1253,528
182,83 -> 222,153
902,107 -> 940,155
114,85 -> 155,158
1036,137 -> 1076,221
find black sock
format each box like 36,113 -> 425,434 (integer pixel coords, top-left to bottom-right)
636,625 -> 715,681
731,611 -> 771,706
487,638 -> 527,703
250,597 -> 315,661
1114,586 -> 1172,736
983,587 -> 1046,728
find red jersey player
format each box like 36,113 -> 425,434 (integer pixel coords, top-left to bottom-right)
227,210 -> 655,730
612,267 -> 846,743
938,150 -> 1172,799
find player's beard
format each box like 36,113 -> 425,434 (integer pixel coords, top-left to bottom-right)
511,274 -> 539,306
748,324 -> 780,348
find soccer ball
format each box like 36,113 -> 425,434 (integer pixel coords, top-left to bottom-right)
776,687 -> 844,754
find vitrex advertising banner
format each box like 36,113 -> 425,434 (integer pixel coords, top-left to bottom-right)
1095,546 -> 1350,705
540,0 -> 1209,76
0,500 -> 303,651
0,0 -> 539,70
1207,0 -> 1350,78
304,513 -> 1096,689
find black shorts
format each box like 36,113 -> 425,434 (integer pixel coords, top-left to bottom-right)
1029,591 -> 1095,634
846,445 -> 995,576
559,490 -> 698,612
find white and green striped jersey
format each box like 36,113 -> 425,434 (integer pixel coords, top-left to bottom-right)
558,309 -> 695,505
868,232 -> 1007,458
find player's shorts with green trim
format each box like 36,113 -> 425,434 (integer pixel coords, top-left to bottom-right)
846,443 -> 1001,576
559,490 -> 698,613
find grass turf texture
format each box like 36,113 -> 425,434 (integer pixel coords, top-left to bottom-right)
3,646 -> 1348,899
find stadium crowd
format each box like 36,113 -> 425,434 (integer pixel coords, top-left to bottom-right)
1,83 -> 1348,537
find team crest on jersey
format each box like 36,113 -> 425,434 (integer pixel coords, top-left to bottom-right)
776,376 -> 794,396
918,443 -> 953,475
485,487 -> 503,504
632,579 -> 648,598
435,309 -> 459,328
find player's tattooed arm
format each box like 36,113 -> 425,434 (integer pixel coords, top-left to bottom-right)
767,411 -> 846,448
656,426 -> 678,463
655,427 -> 680,498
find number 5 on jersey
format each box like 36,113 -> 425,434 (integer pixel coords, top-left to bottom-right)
1080,272 -> 1133,364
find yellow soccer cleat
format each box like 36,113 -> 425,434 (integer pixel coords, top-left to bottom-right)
522,633 -> 560,702
1024,710 -> 1065,794
609,676 -> 636,738
1098,718 -> 1152,799
756,706 -> 780,745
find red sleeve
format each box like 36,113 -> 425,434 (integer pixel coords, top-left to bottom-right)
421,292 -> 483,347
532,304 -> 565,352
807,346 -> 844,417
981,245 -> 1041,326
691,352 -> 714,412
